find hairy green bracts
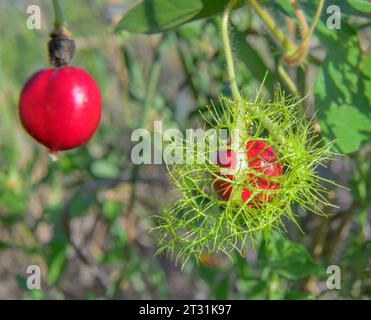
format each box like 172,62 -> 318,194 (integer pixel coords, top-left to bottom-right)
153,92 -> 336,265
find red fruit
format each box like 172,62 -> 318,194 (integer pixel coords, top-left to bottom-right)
19,66 -> 101,154
213,140 -> 282,205
213,149 -> 236,201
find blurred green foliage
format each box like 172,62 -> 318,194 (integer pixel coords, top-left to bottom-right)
0,0 -> 369,300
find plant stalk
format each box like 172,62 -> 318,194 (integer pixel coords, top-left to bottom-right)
222,0 -> 247,202
49,0 -> 75,67
222,0 -> 242,103
249,0 -> 296,54
52,0 -> 66,27
277,63 -> 299,96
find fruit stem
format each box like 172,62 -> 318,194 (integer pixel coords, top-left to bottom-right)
222,0 -> 242,103
49,0 -> 75,67
222,1 -> 246,202
221,0 -> 287,178
49,151 -> 58,162
52,0 -> 66,28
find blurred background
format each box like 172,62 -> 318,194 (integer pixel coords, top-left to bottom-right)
0,0 -> 369,299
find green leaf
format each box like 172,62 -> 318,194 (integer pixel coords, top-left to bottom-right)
69,193 -> 97,218
236,279 -> 268,299
269,238 -> 322,280
215,275 -> 229,299
45,240 -> 68,285
347,0 -> 371,13
191,0 -> 244,23
0,171 -> 28,215
16,275 -> 29,291
285,291 -> 315,300
102,201 -> 123,221
116,0 -> 203,34
233,253 -> 252,279
0,240 -> 10,250
116,0 -> 244,34
197,264 -> 217,285
91,160 -> 119,178
314,22 -> 371,153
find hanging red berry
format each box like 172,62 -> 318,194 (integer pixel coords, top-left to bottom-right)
19,66 -> 101,155
213,139 -> 282,205
19,8 -> 101,157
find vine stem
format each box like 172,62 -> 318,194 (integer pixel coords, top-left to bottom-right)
222,0 -> 242,103
249,0 -> 296,54
277,63 -> 299,96
51,0 -> 66,27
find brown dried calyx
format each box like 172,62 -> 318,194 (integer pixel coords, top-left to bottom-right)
48,26 -> 75,68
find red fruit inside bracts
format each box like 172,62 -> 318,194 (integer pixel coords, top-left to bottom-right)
213,140 -> 282,205
19,66 -> 101,154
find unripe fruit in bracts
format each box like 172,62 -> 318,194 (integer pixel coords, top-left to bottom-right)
213,139 -> 282,205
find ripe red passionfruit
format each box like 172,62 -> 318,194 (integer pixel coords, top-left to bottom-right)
213,139 -> 282,205
19,66 -> 101,155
